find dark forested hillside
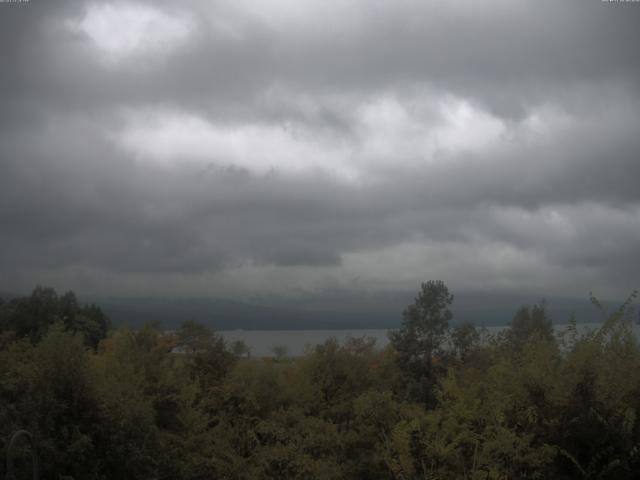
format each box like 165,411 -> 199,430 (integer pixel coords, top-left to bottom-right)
1,284 -> 639,479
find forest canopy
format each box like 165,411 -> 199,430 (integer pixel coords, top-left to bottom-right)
1,284 -> 639,479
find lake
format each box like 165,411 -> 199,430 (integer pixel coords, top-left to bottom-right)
218,322 -> 622,357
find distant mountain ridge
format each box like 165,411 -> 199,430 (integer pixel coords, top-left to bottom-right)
92,293 -> 617,331
96,297 -> 396,330
1,289 -> 622,330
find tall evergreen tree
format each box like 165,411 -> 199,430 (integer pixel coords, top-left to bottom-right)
389,280 -> 453,404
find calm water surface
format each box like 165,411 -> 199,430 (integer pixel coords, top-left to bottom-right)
219,323 -> 625,357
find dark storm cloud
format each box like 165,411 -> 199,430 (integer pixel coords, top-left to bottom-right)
4,1 -> 639,121
0,0 -> 639,298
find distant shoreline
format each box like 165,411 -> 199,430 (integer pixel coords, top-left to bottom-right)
216,322 -> 622,357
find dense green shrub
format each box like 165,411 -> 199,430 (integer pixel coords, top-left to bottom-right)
1,286 -> 639,479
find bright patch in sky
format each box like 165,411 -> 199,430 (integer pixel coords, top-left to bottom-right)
112,95 -> 506,182
112,109 -> 358,180
356,96 -> 505,167
74,3 -> 194,61
436,99 -> 506,152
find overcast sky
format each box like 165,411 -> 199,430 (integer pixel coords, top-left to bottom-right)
1,0 -> 639,301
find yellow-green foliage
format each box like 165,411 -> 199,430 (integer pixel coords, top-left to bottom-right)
2,295 -> 640,479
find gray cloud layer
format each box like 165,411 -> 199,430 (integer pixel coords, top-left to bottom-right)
1,0 -> 639,300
